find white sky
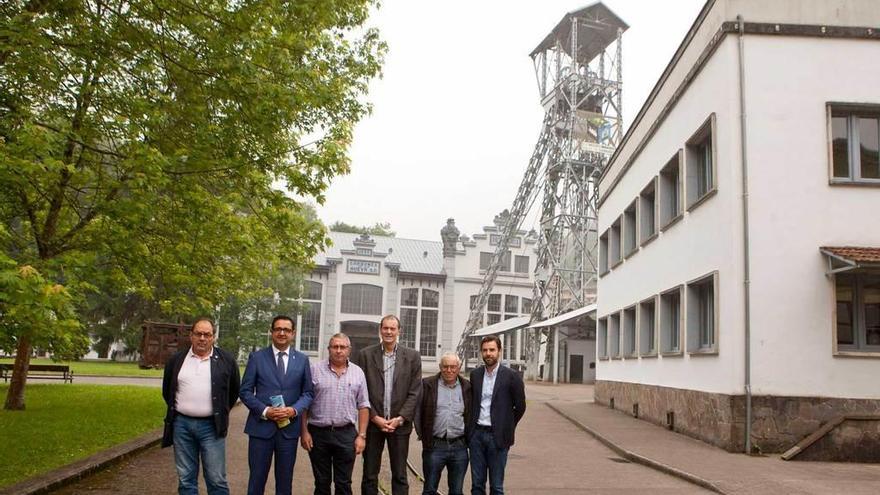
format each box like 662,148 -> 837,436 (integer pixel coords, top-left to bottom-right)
316,0 -> 706,241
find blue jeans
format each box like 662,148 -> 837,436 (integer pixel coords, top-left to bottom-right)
469,428 -> 508,495
422,438 -> 468,495
173,415 -> 229,495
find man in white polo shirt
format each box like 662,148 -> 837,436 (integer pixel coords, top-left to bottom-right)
162,317 -> 241,495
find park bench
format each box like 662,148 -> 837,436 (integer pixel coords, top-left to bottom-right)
0,363 -> 74,383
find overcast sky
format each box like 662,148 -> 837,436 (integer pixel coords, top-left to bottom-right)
315,0 -> 706,241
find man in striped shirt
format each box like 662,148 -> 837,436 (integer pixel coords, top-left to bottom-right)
300,333 -> 370,495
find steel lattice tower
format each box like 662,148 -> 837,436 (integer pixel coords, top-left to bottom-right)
455,3 -> 626,380
527,4 -> 626,378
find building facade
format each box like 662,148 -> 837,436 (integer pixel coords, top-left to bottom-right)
596,0 -> 880,460
296,215 -> 539,371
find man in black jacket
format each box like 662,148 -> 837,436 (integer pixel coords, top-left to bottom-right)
468,335 -> 526,495
415,352 -> 471,495
162,317 -> 241,495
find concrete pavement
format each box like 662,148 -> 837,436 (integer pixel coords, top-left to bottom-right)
47,381 -> 707,494
550,399 -> 880,495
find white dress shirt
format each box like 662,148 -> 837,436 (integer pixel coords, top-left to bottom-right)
175,347 -> 213,417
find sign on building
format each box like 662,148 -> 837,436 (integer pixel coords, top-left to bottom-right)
347,259 -> 380,275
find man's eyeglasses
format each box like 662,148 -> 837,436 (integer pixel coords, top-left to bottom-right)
192,332 -> 214,339
272,327 -> 294,334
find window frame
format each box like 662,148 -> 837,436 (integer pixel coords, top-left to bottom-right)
340,283 -> 383,315
833,270 -> 880,356
686,272 -> 719,355
609,216 -> 623,268
659,150 -> 684,231
622,305 -> 637,357
400,287 -> 441,357
599,229 -> 610,276
659,285 -> 684,356
685,114 -> 718,211
639,177 -> 658,247
638,296 -> 658,357
608,311 -> 621,358
828,103 -> 880,186
623,199 -> 639,259
597,316 -> 608,359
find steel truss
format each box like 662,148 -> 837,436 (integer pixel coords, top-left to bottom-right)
456,4 -> 626,380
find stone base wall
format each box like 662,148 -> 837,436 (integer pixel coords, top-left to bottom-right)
595,380 -> 880,461
594,380 -> 745,452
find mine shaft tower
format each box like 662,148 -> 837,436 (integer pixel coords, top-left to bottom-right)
456,2 -> 627,379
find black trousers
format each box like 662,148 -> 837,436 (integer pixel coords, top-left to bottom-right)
307,424 -> 357,495
361,423 -> 410,495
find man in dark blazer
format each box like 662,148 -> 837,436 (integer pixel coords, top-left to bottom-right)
162,317 -> 240,495
468,334 -> 526,495
360,314 -> 422,495
414,352 -> 472,495
240,315 -> 314,495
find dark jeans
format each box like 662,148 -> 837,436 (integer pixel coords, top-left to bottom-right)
307,424 -> 357,495
361,423 -> 410,495
422,437 -> 468,495
469,428 -> 509,495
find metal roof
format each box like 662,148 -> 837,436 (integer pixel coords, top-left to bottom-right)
315,232 -> 445,275
470,316 -> 531,337
529,303 -> 597,329
530,1 -> 629,63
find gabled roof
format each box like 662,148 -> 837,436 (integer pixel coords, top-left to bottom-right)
315,232 -> 444,275
530,2 -> 628,63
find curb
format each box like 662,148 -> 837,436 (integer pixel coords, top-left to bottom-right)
0,427 -> 164,495
545,402 -> 726,495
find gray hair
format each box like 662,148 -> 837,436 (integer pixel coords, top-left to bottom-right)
439,351 -> 461,368
328,333 -> 351,348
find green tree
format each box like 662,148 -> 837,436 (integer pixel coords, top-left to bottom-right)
329,221 -> 396,237
0,0 -> 384,409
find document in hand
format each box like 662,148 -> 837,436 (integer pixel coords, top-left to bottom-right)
270,394 -> 290,428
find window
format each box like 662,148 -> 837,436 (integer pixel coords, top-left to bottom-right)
599,230 -> 609,274
399,307 -> 418,349
639,297 -> 657,356
639,179 -> 657,243
298,281 -> 322,352
608,312 -> 621,357
480,251 -> 512,271
302,280 -> 323,301
623,306 -> 637,357
609,217 -> 622,266
623,200 -> 638,256
515,255 -> 530,274
659,151 -> 683,228
504,295 -> 519,314
830,105 -> 880,183
522,297 -> 532,314
487,294 -> 501,312
836,272 -> 880,352
686,115 -> 716,208
420,309 -> 438,357
687,273 -> 718,353
401,288 -> 419,307
487,313 -> 501,325
400,288 -> 440,356
340,284 -> 382,315
660,287 -> 683,354
597,317 -> 608,358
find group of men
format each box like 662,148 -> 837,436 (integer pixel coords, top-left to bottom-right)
162,313 -> 526,495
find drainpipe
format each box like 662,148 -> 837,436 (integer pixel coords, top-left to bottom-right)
737,15 -> 753,455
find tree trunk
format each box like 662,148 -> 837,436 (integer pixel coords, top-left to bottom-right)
4,336 -> 32,410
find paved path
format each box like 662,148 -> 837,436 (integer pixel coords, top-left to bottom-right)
50,381 -> 706,494
551,400 -> 880,495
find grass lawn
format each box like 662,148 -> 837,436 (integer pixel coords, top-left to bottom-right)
0,384 -> 165,488
0,357 -> 164,377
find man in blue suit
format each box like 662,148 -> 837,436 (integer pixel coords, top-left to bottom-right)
240,315 -> 314,495
468,334 -> 526,495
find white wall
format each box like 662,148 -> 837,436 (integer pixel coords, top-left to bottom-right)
744,35 -> 880,399
597,37 -> 745,396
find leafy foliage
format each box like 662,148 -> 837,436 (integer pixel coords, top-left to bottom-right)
328,221 -> 396,237
0,0 -> 385,408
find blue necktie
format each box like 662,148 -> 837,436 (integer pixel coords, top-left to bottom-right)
277,351 -> 286,380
